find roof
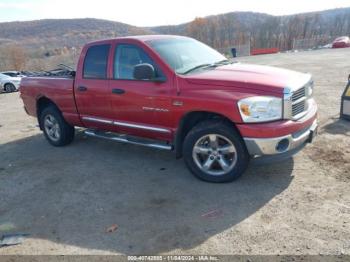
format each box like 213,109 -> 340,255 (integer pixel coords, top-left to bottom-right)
334,36 -> 350,42
121,35 -> 189,41
86,35 -> 190,45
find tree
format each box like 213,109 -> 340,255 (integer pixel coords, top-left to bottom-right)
186,17 -> 208,44
7,45 -> 27,70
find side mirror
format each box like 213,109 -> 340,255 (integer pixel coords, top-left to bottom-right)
133,63 -> 155,80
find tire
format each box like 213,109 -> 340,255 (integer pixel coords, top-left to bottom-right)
39,105 -> 75,146
4,83 -> 15,93
183,120 -> 249,183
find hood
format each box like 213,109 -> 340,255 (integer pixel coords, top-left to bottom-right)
184,63 -> 311,94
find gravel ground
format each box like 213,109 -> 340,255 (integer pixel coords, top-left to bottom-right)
0,48 -> 349,255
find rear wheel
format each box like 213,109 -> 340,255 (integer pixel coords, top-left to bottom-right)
4,83 -> 15,93
183,120 -> 249,183
40,106 -> 75,146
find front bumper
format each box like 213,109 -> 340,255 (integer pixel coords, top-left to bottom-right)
244,119 -> 318,156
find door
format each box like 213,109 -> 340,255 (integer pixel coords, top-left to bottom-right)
75,43 -> 113,130
109,43 -> 173,140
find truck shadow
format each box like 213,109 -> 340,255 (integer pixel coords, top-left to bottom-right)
322,118 -> 350,136
0,132 -> 294,254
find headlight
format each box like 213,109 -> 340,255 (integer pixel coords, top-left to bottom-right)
305,80 -> 314,96
238,96 -> 282,123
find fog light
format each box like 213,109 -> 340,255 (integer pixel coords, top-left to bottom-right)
276,138 -> 290,152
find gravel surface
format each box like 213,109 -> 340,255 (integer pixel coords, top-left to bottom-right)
0,48 -> 349,255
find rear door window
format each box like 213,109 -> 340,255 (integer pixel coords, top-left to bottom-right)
83,44 -> 110,79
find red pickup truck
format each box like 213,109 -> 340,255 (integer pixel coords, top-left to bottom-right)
20,35 -> 317,182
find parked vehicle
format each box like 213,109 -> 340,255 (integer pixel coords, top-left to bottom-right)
0,73 -> 21,93
332,36 -> 350,48
1,71 -> 24,77
20,35 -> 318,182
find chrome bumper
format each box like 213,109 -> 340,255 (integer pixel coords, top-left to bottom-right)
244,120 -> 318,156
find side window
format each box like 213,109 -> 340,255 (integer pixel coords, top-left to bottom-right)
114,44 -> 163,80
83,44 -> 110,79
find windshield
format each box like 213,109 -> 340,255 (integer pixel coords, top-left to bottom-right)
0,73 -> 10,79
147,38 -> 227,74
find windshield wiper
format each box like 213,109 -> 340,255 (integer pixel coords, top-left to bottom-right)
182,63 -> 213,75
214,59 -> 235,66
182,60 -> 235,75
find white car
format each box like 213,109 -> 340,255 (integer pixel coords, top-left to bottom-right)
0,72 -> 22,93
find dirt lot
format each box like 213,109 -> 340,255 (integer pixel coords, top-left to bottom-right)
0,48 -> 349,255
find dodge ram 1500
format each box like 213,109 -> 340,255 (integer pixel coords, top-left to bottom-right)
20,35 -> 318,182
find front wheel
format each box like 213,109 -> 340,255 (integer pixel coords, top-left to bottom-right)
4,83 -> 16,93
40,105 -> 75,146
183,120 -> 249,183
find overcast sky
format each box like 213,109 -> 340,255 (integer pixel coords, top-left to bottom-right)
0,0 -> 349,26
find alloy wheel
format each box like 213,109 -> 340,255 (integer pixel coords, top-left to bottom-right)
192,134 -> 237,176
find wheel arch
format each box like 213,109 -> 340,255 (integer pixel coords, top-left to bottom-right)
36,96 -> 60,130
3,82 -> 14,90
174,111 -> 241,158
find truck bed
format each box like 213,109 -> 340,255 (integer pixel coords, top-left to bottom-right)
20,76 -> 81,126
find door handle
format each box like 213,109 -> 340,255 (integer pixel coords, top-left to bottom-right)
77,86 -> 88,92
112,88 -> 125,95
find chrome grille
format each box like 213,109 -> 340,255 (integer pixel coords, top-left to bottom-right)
292,100 -> 306,116
283,78 -> 313,120
291,86 -> 307,117
292,87 -> 306,102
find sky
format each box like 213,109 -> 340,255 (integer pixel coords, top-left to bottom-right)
0,0 -> 349,26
